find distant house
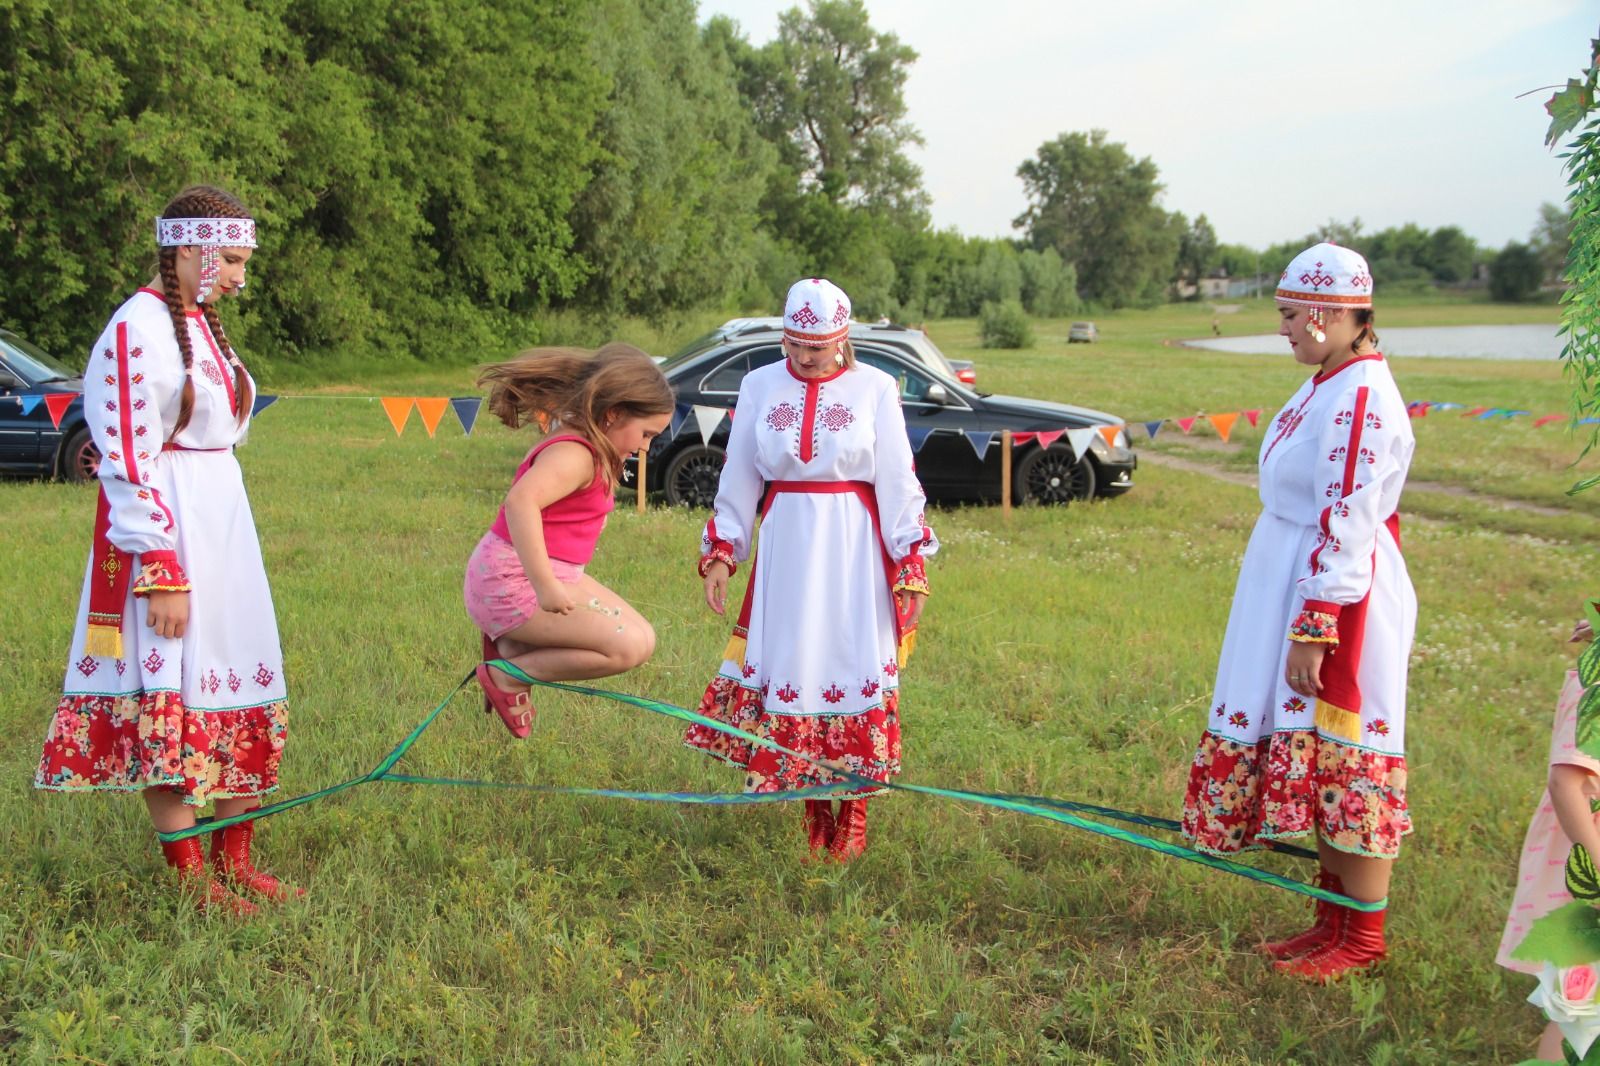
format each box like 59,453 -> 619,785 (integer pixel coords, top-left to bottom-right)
1197,269 -> 1232,301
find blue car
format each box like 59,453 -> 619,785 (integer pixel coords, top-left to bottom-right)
0,327 -> 96,481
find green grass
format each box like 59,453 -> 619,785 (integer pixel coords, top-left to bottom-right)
2,294 -> 1593,1063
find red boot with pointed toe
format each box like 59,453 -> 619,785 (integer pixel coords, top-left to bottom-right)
828,799 -> 868,862
1259,871 -> 1345,960
804,800 -> 836,859
160,836 -> 258,917
211,814 -> 304,902
1274,904 -> 1387,981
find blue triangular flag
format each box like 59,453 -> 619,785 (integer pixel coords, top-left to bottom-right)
905,426 -> 935,453
251,394 -> 278,417
965,430 -> 995,461
18,394 -> 42,416
451,397 -> 482,436
1144,420 -> 1163,441
1475,408 -> 1503,420
669,402 -> 691,440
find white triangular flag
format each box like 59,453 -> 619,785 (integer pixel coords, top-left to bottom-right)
1065,427 -> 1096,460
693,405 -> 726,446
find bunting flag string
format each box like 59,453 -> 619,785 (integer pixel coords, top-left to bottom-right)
43,394 -> 73,429
414,397 -> 450,438
18,394 -> 43,417
692,405 -> 725,446
450,397 -> 482,436
380,397 -> 415,437
964,430 -> 995,461
251,394 -> 278,418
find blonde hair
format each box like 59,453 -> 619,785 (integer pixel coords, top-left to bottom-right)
478,343 -> 674,487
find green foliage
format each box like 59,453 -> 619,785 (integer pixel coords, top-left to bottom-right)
568,0 -> 774,315
1511,901 -> 1600,967
977,299 -> 1033,348
1490,242 -> 1546,302
0,0 -> 609,366
1015,130 -> 1182,308
1175,213 -> 1219,286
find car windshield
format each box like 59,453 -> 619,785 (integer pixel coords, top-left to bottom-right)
660,329 -> 727,370
0,331 -> 79,383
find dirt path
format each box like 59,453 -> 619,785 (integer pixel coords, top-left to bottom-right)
1139,449 -> 1577,518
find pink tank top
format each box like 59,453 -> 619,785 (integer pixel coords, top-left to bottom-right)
489,434 -> 614,565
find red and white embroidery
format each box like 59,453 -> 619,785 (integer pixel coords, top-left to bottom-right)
1227,710 -> 1251,729
860,679 -> 880,698
1299,261 -> 1334,290
253,663 -> 275,688
76,656 -> 98,677
201,360 -> 225,386
775,683 -> 799,703
1364,411 -> 1383,430
883,659 -> 898,678
831,303 -> 849,326
114,660 -> 127,676
791,303 -> 821,329
821,684 -> 846,704
819,403 -> 854,432
1333,409 -> 1354,426
1282,696 -> 1308,714
765,402 -> 801,432
143,650 -> 165,673
227,669 -> 242,694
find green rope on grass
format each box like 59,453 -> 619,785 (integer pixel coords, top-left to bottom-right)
157,661 -> 1382,912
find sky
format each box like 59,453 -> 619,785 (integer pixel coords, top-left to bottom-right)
697,0 -> 1594,251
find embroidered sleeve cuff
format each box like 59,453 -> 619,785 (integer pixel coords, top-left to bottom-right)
132,551 -> 190,597
698,542 -> 738,579
892,554 -> 930,596
1288,609 -> 1339,645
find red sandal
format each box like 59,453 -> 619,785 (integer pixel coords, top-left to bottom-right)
477,633 -> 534,737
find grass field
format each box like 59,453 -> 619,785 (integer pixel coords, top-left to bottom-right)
2,294 -> 1593,1063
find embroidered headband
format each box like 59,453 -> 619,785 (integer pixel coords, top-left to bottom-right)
154,217 -> 258,248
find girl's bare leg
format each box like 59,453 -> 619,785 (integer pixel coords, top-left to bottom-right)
488,574 -> 656,686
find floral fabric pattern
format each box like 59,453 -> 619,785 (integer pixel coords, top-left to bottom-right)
36,691 -> 288,807
683,675 -> 899,796
1181,727 -> 1410,858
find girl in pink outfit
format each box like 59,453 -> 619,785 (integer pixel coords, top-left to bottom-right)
464,344 -> 674,736
1497,613 -> 1600,1062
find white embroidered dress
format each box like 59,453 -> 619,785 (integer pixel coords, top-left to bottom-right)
36,288 -> 288,806
709,359 -> 935,712
683,359 -> 936,793
1182,354 -> 1417,856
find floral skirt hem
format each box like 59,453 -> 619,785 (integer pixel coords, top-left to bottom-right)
1180,727 -> 1410,859
36,691 -> 289,808
683,676 -> 899,796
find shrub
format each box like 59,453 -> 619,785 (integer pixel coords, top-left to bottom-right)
979,300 -> 1034,348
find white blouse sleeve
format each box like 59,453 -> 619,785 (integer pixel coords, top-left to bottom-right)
871,377 -> 937,564
87,316 -> 184,558
700,380 -> 764,566
1295,382 -> 1407,619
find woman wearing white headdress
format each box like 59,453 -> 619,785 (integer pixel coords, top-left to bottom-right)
683,277 -> 937,862
1180,243 -> 1415,980
34,186 -> 296,916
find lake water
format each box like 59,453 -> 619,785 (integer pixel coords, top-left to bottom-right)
1182,324 -> 1563,361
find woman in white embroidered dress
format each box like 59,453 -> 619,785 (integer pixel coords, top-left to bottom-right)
35,186 -> 294,916
684,278 -> 936,862
1180,242 -> 1415,979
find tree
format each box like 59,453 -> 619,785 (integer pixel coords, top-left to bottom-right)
567,0 -> 775,315
1014,130 -> 1182,307
1533,201 -> 1573,283
1176,213 -> 1219,286
1426,226 -> 1477,283
1489,242 -> 1545,302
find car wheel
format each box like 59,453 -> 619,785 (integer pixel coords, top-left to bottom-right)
663,444 -> 725,508
60,426 -> 100,483
1015,443 -> 1096,505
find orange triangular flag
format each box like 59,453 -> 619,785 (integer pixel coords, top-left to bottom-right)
415,397 -> 449,438
1207,413 -> 1239,443
381,397 -> 415,436
1097,425 -> 1121,448
44,393 -> 75,429
1244,409 -> 1262,428
1176,416 -> 1198,434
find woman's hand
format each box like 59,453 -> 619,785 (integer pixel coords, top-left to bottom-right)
1285,642 -> 1326,699
704,561 -> 731,615
534,580 -> 575,615
1571,617 -> 1594,644
897,589 -> 927,628
146,590 -> 189,639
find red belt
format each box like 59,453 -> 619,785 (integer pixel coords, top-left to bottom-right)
162,443 -> 230,453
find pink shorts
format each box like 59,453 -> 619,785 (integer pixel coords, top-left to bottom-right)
463,531 -> 586,639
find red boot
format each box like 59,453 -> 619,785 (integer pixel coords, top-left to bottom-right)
1274,904 -> 1387,980
828,799 -> 868,862
803,800 -> 836,859
1259,871 -> 1345,960
160,836 -> 258,917
211,814 -> 304,902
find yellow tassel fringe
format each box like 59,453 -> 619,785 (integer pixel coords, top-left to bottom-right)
84,625 -> 122,660
1314,699 -> 1362,742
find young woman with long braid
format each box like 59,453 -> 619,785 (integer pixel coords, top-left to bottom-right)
36,185 -> 297,916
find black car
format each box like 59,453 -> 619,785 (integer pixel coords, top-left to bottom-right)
633,324 -> 1136,507
0,328 -> 96,481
